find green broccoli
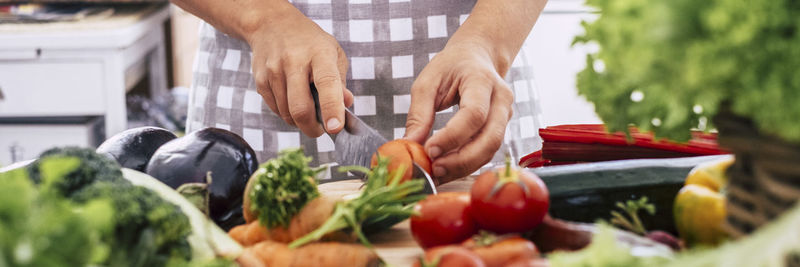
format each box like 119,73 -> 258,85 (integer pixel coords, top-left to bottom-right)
0,160 -> 114,267
74,181 -> 193,267
27,146 -> 125,197
25,147 -> 194,266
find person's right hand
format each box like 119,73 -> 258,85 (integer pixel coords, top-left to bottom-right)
245,4 -> 353,137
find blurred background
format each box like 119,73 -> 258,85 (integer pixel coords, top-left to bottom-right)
0,0 -> 601,166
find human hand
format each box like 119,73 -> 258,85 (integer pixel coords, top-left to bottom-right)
245,4 -> 353,137
404,41 -> 514,182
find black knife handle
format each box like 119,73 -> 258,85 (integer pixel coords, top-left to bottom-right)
310,83 -> 336,137
310,83 -> 325,126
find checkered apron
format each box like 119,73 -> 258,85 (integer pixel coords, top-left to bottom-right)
187,0 -> 543,179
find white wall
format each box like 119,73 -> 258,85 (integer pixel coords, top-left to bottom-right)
525,0 -> 602,127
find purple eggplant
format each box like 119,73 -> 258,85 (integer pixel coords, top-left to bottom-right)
145,127 -> 258,230
96,127 -> 177,172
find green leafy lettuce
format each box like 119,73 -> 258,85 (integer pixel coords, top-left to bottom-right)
575,0 -> 800,142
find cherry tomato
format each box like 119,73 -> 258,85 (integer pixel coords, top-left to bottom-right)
470,161 -> 549,234
462,234 -> 539,267
371,139 -> 432,183
410,192 -> 478,249
413,246 -> 486,267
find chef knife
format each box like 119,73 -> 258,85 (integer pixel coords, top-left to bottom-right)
310,84 -> 437,194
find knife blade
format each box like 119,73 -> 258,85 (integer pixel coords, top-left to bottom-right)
310,84 -> 437,194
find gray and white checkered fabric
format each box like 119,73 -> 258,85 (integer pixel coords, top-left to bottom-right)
187,0 -> 543,179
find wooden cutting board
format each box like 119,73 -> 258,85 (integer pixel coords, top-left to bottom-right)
318,177 -> 475,266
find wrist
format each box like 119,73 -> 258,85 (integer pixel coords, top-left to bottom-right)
446,32 -> 515,75
236,0 -> 297,43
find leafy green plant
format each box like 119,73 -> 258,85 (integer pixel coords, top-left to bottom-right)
609,197 -> 656,236
575,0 -> 800,142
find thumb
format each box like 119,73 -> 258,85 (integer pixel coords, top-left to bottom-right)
404,77 -> 438,144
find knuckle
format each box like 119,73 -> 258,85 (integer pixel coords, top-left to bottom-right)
463,106 -> 489,128
487,129 -> 505,150
497,86 -> 514,103
281,50 -> 306,65
314,74 -> 341,89
404,115 -> 424,129
289,103 -> 315,123
265,61 -> 282,77
436,131 -> 460,150
319,99 -> 341,113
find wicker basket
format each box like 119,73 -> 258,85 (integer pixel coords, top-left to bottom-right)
715,107 -> 800,266
715,109 -> 800,236
715,109 -> 800,237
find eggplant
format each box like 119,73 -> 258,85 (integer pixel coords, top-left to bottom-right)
96,127 -> 177,172
145,127 -> 259,230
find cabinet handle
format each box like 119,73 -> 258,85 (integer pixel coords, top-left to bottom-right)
0,85 -> 4,100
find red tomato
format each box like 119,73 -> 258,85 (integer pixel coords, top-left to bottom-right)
413,246 -> 486,267
470,162 -> 549,234
371,139 -> 432,183
410,192 -> 478,249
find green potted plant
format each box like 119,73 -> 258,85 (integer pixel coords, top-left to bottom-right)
573,0 -> 800,238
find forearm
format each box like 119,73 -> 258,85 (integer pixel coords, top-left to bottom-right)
171,0 -> 297,42
448,0 -> 547,75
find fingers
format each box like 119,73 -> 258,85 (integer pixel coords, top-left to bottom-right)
254,63 -> 279,117
403,74 -> 439,145
286,65 -> 324,138
431,84 -> 514,182
424,76 -> 493,159
311,51 -> 346,134
256,59 -> 296,127
253,52 -> 282,120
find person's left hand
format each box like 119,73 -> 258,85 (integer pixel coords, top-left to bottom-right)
404,41 -> 514,183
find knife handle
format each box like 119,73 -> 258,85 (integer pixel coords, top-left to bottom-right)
309,83 -> 326,129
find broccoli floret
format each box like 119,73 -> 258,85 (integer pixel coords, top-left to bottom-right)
0,162 -> 114,267
25,147 -> 194,267
27,147 -> 124,197
73,181 -> 193,267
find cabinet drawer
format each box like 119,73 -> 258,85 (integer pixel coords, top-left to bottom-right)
0,61 -> 105,117
0,121 -> 103,166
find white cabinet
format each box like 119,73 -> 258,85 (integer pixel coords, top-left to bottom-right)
0,4 -> 170,165
0,120 -> 102,166
0,61 -> 106,116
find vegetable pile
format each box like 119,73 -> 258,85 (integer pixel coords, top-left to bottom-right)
94,126 -> 259,231
230,148 -> 426,267
410,158 -> 551,266
1,147 -> 240,267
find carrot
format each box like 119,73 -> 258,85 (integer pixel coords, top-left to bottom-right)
239,241 -> 381,267
461,233 -> 540,267
237,149 -> 425,250
230,196 -> 355,245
